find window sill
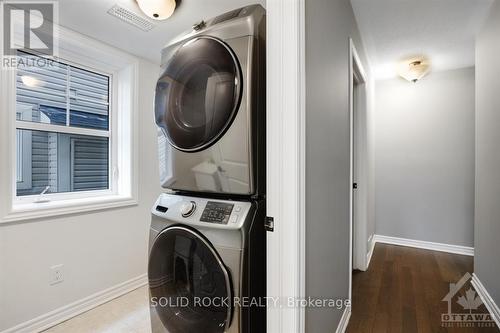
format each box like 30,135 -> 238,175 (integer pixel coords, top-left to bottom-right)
1,194 -> 138,224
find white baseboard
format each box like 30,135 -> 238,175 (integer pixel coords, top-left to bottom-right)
366,235 -> 375,269
1,274 -> 148,333
471,273 -> 500,328
335,306 -> 351,333
373,234 -> 474,256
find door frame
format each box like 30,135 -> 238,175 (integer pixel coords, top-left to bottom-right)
266,4 -> 372,332
349,38 -> 369,281
266,0 -> 306,332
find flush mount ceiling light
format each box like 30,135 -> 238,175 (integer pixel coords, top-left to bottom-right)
398,57 -> 431,83
21,75 -> 41,87
136,0 -> 176,20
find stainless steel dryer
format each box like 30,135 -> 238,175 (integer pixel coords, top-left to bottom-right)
155,5 -> 266,198
149,194 -> 266,333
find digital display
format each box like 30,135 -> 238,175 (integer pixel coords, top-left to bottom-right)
200,202 -> 234,224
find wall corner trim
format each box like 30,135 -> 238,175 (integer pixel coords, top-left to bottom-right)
471,274 -> 500,328
335,306 -> 352,333
266,0 -> 306,332
373,235 -> 474,256
1,274 -> 148,333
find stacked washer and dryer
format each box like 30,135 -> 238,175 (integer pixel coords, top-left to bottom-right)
149,5 -> 266,333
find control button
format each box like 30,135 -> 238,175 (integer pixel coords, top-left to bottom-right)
180,201 -> 196,217
230,214 -> 239,223
234,206 -> 242,212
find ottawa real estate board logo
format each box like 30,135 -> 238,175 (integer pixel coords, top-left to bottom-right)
441,272 -> 495,328
1,0 -> 59,69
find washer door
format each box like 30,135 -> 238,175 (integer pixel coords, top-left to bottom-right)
148,226 -> 233,333
155,36 -> 243,152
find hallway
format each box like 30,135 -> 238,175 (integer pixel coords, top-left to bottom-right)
347,244 -> 499,333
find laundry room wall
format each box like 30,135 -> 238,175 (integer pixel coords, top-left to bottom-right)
474,0 -> 500,310
304,0 -> 374,331
374,67 -> 475,247
0,59 -> 162,331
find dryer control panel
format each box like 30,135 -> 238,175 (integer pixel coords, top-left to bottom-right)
152,193 -> 252,230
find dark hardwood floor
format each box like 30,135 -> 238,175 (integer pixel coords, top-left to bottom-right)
347,243 -> 499,333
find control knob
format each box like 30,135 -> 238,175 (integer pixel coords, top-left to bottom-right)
180,201 -> 196,217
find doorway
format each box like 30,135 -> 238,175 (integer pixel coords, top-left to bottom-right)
349,39 -> 369,300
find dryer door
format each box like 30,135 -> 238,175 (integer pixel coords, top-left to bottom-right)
155,36 -> 243,152
148,226 -> 233,333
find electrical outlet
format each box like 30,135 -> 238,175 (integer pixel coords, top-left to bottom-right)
50,264 -> 64,285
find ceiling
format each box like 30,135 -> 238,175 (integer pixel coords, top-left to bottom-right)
57,0 -> 265,64
57,1 -> 493,77
350,0 -> 494,80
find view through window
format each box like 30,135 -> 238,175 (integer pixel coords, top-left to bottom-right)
16,52 -> 111,197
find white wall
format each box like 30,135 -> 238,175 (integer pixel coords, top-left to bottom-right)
374,68 -> 475,246
475,0 -> 500,307
0,59 -> 161,331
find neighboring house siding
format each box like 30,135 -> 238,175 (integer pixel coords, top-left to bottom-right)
48,133 -> 58,192
30,112 -> 48,193
17,134 -> 109,196
16,60 -> 68,115
21,131 -> 49,196
71,138 -> 109,191
31,131 -> 49,191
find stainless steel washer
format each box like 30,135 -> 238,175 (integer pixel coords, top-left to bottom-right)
148,193 -> 266,333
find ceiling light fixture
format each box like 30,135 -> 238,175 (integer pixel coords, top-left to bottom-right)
136,0 -> 176,20
21,75 -> 41,87
398,57 -> 431,83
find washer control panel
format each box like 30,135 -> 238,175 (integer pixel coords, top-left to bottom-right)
152,193 -> 253,230
200,201 -> 233,224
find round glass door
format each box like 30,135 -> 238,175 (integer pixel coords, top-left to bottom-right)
148,226 -> 232,333
155,36 -> 242,152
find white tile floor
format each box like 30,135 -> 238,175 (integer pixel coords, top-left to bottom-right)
43,286 -> 152,333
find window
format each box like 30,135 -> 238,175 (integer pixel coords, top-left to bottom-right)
1,24 -> 139,223
15,51 -> 111,197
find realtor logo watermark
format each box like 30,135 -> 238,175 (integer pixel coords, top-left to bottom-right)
1,0 -> 58,69
441,272 -> 495,328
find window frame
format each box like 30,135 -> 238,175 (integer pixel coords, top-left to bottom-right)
14,52 -> 114,201
0,23 -> 139,223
